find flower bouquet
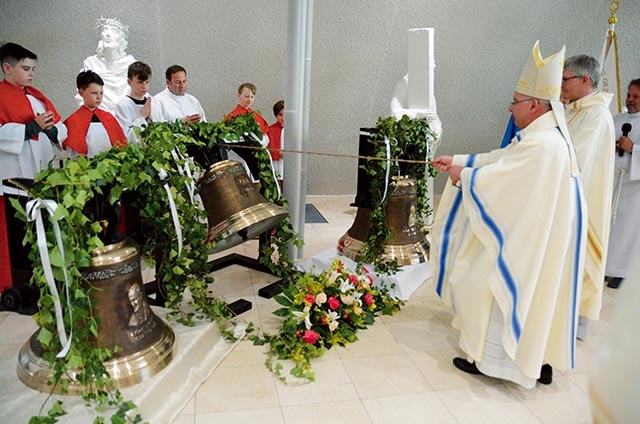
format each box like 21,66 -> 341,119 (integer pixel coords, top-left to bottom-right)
251,259 -> 403,382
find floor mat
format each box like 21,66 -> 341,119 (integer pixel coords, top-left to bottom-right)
305,203 -> 328,223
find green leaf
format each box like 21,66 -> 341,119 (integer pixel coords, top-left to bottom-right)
37,327 -> 53,347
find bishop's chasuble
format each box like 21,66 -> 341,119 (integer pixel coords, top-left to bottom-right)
431,111 -> 587,382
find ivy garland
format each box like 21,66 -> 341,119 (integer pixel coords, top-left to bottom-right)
358,115 -> 437,274
13,115 -> 301,423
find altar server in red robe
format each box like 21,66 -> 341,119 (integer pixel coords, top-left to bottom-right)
267,100 -> 285,180
0,42 -> 67,180
64,71 -> 127,158
0,42 -> 68,289
226,82 -> 270,136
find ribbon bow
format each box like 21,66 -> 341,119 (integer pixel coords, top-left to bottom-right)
26,198 -> 72,358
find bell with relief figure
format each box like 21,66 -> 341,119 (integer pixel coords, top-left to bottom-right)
17,237 -> 175,394
198,159 -> 289,253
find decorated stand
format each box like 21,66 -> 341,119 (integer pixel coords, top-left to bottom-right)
301,27 -> 440,300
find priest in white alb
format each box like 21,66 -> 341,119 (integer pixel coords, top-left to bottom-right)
431,41 -> 587,388
561,55 -> 615,338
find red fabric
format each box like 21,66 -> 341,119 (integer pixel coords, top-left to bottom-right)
267,121 -> 283,160
0,197 -> 13,290
226,104 -> 269,135
0,79 -> 62,140
63,106 -> 127,155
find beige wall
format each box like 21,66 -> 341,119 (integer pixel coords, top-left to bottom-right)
2,0 -> 639,195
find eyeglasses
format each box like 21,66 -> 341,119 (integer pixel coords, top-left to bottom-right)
510,97 -> 534,106
562,75 -> 581,82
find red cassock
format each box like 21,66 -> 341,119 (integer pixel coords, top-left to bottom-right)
267,121 -> 283,160
0,80 -> 62,140
63,106 -> 127,155
226,104 -> 269,135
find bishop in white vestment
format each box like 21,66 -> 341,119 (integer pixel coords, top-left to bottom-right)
431,41 -> 587,388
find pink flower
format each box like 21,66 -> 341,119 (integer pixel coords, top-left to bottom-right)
304,294 -> 315,306
364,293 -> 373,306
348,274 -> 358,284
302,329 -> 319,345
328,296 -> 340,310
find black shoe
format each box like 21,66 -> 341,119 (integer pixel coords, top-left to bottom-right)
607,277 -> 623,289
537,364 -> 552,385
453,357 -> 483,375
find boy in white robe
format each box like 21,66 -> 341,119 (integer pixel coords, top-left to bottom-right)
431,41 -> 587,388
64,71 -> 127,158
115,61 -> 152,143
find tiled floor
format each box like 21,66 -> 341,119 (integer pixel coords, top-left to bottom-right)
1,194 -> 612,423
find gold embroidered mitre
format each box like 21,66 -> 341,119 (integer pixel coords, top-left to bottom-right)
515,40 -> 565,101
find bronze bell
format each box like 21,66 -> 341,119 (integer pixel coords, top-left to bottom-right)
17,238 -> 175,394
198,160 -> 289,253
338,175 -> 429,266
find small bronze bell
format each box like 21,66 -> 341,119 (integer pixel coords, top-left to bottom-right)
198,160 -> 289,253
338,176 -> 429,266
17,238 -> 175,394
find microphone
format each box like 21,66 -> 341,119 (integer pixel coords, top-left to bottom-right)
619,123 -> 632,156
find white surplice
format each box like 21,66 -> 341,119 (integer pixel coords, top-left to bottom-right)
151,88 -> 207,123
0,95 -> 67,181
115,95 -> 150,143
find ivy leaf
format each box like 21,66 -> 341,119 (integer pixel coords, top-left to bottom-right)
37,326 -> 53,347
67,353 -> 84,369
49,247 -> 64,267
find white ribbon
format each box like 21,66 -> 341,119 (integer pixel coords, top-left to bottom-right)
158,168 -> 183,256
250,132 -> 282,200
381,136 -> 392,204
170,148 -> 197,204
0,184 -> 29,197
26,198 -> 72,358
611,167 -> 628,225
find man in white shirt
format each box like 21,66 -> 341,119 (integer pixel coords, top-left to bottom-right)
151,65 -> 206,124
606,78 -> 640,289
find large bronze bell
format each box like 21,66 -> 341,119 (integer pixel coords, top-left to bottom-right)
338,175 -> 429,266
17,238 -> 175,394
198,160 -> 289,253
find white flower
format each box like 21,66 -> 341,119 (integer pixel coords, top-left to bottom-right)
326,311 -> 340,331
327,270 -> 340,285
340,279 -> 354,293
326,310 -> 339,322
340,294 -> 354,305
315,292 -> 327,305
292,305 -> 312,330
359,275 -> 372,288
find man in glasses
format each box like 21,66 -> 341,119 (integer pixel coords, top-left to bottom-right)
430,41 -> 586,388
562,55 -> 615,340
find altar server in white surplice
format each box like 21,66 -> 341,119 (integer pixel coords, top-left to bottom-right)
561,55 -> 615,336
151,65 -> 206,124
605,79 -> 640,288
431,41 -> 587,389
